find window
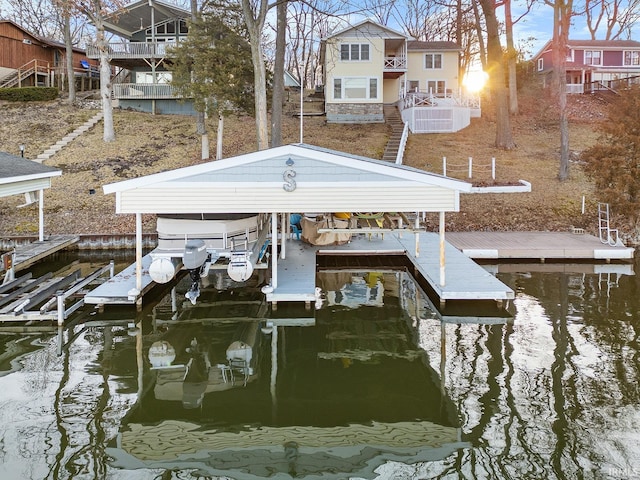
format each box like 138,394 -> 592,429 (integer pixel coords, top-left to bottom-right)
408,80 -> 419,92
537,58 -> 544,71
340,43 -> 370,61
334,78 -> 342,99
624,51 -> 640,66
427,80 -> 446,94
424,53 -> 442,69
584,50 -> 602,65
333,77 -> 378,99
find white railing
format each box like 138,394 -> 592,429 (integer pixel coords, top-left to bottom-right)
566,83 -> 584,94
395,122 -> 409,165
86,41 -> 178,59
384,56 -> 407,70
112,83 -> 180,99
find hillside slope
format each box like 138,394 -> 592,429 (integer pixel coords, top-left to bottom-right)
0,91 -> 623,242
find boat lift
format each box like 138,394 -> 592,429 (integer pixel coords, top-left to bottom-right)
0,260 -> 115,327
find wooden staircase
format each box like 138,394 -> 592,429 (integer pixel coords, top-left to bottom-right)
382,105 -> 405,162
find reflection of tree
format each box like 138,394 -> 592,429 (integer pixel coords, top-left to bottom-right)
49,328 -> 114,478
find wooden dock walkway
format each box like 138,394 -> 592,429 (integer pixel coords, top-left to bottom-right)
1,235 -> 80,275
266,232 -> 515,307
445,231 -> 634,261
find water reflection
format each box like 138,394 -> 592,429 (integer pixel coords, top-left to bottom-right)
0,255 -> 639,479
107,270 -> 466,479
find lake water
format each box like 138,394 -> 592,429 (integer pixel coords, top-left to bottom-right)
0,251 -> 639,480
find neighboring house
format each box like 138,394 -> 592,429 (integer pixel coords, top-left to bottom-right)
86,0 -> 193,115
321,19 -> 476,132
534,39 -> 640,94
284,71 -> 301,90
0,20 -> 99,90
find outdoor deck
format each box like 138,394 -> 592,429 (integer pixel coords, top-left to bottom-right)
445,231 -> 635,261
266,231 -> 515,307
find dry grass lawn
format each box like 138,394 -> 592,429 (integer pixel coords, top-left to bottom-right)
0,89 -> 617,241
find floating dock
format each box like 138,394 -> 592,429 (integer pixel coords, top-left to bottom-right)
266,232 -> 515,308
445,231 -> 634,262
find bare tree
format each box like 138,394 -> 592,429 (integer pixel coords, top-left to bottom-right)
271,0 -> 286,147
585,0 -> 640,40
70,0 -> 125,142
547,0 -> 574,181
6,0 -> 62,38
241,0 -> 270,150
478,0 -> 516,149
497,0 -> 533,115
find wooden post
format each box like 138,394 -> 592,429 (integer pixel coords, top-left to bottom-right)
468,157 -> 473,178
442,156 -> 447,176
491,157 -> 496,180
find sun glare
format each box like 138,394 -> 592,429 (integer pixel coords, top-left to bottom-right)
463,70 -> 489,93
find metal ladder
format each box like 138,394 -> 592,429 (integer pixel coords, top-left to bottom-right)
598,203 -> 625,246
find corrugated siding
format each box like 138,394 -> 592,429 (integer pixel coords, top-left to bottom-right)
117,185 -> 458,214
0,178 -> 51,198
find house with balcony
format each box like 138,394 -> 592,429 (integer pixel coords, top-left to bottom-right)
0,19 -> 99,90
86,0 -> 193,114
321,19 -> 476,132
534,39 -> 640,94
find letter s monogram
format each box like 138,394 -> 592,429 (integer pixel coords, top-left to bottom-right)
283,169 -> 296,192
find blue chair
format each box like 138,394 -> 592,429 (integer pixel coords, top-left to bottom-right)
290,214 -> 302,240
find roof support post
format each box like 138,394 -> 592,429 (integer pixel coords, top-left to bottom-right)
439,211 -> 446,287
414,213 -> 420,257
280,212 -> 286,259
38,189 -> 44,242
135,212 -> 143,296
271,212 -> 278,288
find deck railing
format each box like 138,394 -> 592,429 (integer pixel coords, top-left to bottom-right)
112,83 -> 180,99
86,41 -> 178,59
383,56 -> 407,71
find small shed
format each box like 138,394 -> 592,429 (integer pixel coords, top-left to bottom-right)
103,143 -> 472,296
0,152 -> 61,241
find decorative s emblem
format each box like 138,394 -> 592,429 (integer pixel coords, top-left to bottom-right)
283,169 -> 296,192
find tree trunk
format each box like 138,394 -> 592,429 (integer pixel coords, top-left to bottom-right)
551,0 -> 572,181
271,0 -> 287,148
241,0 -> 270,151
64,13 -> 76,104
191,0 -> 208,159
479,0 -> 516,149
504,0 -> 519,115
96,20 -> 115,142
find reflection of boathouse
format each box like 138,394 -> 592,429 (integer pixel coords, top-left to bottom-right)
107,270 -> 469,478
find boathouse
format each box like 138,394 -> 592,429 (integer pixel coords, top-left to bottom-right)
94,144 -> 514,309
0,151 -> 61,241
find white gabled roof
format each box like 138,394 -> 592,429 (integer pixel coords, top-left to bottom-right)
104,144 -> 470,193
103,144 -> 471,214
324,19 -> 407,41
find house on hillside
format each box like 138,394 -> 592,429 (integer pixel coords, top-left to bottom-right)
0,20 -> 99,90
86,0 -> 193,115
321,19 -> 478,133
534,39 -> 640,94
